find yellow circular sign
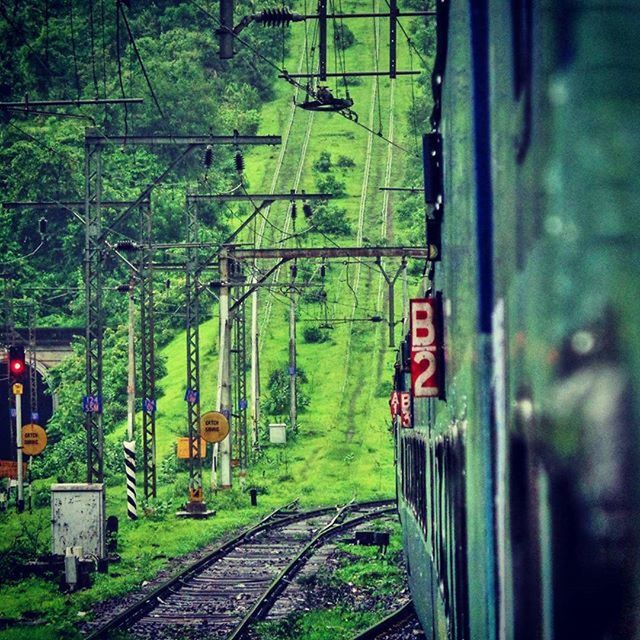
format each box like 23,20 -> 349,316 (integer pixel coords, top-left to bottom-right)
22,424 -> 47,456
200,411 -> 230,443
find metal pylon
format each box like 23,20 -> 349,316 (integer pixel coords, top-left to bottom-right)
232,273 -> 248,471
185,198 -> 203,502
84,138 -> 104,484
139,200 -> 157,498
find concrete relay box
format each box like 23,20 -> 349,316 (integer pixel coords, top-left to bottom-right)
269,423 -> 287,444
51,483 -> 106,558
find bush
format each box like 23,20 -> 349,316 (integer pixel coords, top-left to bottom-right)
302,326 -> 330,343
334,23 -> 355,50
301,286 -> 328,304
262,366 -> 310,418
313,151 -> 332,173
336,155 -> 355,168
313,204 -> 351,236
315,174 -> 347,198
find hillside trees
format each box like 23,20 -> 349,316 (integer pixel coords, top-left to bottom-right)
0,0 -> 286,480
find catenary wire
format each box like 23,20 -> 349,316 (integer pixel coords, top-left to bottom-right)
187,0 -> 414,155
117,1 -> 166,120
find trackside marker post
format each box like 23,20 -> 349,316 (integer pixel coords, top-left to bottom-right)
125,286 -> 137,520
13,383 -> 24,512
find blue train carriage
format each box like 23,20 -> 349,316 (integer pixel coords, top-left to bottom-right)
395,1 -> 640,638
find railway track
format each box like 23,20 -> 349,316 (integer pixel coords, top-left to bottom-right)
85,499 -> 394,640
351,600 -> 424,640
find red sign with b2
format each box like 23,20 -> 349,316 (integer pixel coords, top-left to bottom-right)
410,296 -> 445,399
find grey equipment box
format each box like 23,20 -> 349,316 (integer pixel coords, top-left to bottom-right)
269,423 -> 287,444
51,483 -> 106,558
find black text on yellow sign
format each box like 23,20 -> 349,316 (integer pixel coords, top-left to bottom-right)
199,411 -> 230,443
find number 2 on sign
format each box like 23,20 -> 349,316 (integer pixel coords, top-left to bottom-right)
410,298 -> 440,398
413,350 -> 437,397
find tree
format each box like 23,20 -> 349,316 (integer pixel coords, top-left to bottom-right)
262,366 -> 310,418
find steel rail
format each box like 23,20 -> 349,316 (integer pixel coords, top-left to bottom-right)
350,600 -> 416,639
85,499 -> 394,639
227,503 -> 397,640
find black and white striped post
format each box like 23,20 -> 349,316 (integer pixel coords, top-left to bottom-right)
123,283 -> 138,520
123,440 -> 137,520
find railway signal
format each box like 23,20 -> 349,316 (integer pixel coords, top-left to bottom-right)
8,345 -> 26,383
8,346 -> 26,513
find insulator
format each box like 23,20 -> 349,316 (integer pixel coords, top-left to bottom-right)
291,264 -> 297,279
254,7 -> 301,27
370,315 -> 384,323
116,283 -> 132,293
114,240 -> 139,252
291,203 -> 297,220
38,217 -> 48,236
235,151 -> 244,173
203,145 -> 213,169
320,264 -> 326,279
303,203 -> 313,219
165,279 -> 171,289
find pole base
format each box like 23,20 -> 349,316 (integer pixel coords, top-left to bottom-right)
176,500 -> 215,519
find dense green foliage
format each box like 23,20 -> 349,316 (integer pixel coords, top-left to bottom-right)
262,365 -> 309,419
0,0 -> 284,327
0,0 -> 288,482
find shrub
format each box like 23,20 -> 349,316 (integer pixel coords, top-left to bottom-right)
262,366 -> 310,417
302,326 -> 330,343
313,204 -> 351,236
313,151 -> 332,173
315,174 -> 347,198
334,23 -> 355,50
336,155 -> 355,168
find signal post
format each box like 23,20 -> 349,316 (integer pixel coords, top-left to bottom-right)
8,346 -> 26,512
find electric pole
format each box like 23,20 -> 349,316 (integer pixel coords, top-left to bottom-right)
250,284 -> 260,449
289,264 -> 297,431
217,250 -> 232,488
82,129 -> 280,491
124,284 -> 137,520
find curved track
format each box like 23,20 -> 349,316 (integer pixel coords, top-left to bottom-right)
351,600 -> 423,640
85,500 -> 394,640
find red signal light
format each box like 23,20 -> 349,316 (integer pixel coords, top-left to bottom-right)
10,359 -> 25,375
8,346 -> 26,382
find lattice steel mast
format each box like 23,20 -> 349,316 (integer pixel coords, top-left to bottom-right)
139,201 -> 157,499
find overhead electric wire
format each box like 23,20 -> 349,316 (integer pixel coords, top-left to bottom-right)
3,242 -> 45,265
44,0 -> 50,68
4,118 -> 81,181
68,0 -> 82,100
187,0 -> 413,155
408,46 -> 419,148
4,107 -> 96,123
115,2 -> 129,137
336,0 -> 350,95
116,1 -> 166,120
100,0 -> 108,99
371,0 -> 384,134
89,0 -> 100,99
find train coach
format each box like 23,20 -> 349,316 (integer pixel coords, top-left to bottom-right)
394,1 -> 640,638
